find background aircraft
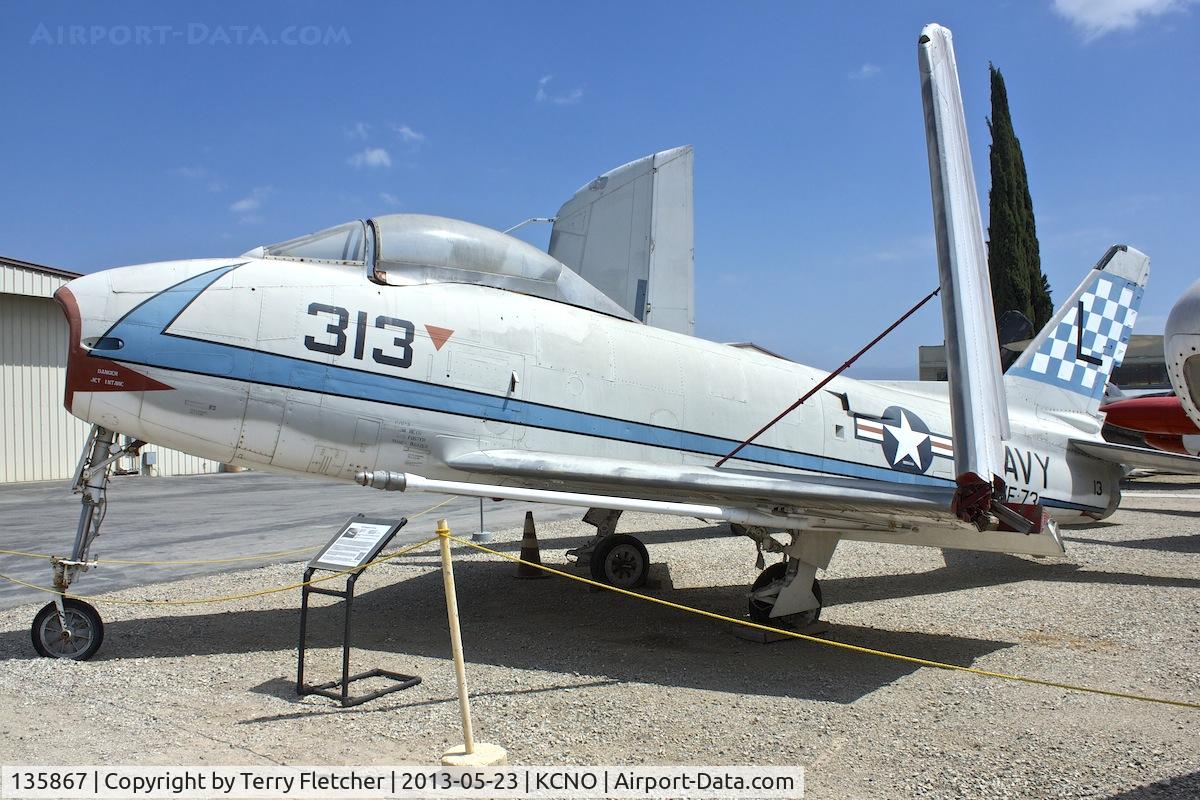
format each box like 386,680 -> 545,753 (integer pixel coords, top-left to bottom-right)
1058,283 -> 1200,469
1164,280 -> 1200,431
1100,392 -> 1200,456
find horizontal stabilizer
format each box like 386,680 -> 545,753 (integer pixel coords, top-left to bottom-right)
1070,439 -> 1200,475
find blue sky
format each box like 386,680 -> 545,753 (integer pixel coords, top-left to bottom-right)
2,1 -> 1197,378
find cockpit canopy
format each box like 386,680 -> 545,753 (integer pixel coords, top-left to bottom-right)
263,221 -> 366,264
258,214 -> 633,320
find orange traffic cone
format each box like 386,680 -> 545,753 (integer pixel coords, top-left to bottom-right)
516,511 -> 549,579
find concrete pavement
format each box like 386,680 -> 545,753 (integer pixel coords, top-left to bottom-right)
0,471 -> 582,609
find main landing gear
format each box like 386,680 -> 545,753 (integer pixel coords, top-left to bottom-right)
569,510 -> 837,629
748,562 -> 823,626
568,508 -> 651,589
591,534 -> 650,589
737,525 -> 838,628
30,425 -> 144,660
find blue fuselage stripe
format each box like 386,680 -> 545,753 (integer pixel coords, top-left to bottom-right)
96,265 -> 1104,513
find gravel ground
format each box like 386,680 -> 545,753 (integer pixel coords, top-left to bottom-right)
0,476 -> 1197,798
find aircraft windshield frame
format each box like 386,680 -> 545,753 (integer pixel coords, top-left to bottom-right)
262,220 -> 370,266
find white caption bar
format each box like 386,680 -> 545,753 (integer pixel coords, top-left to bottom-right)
2,766 -> 804,799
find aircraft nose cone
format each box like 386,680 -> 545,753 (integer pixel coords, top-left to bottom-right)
1166,279 -> 1200,341
53,269 -> 164,416
54,272 -> 110,415
55,269 -> 119,335
1165,279 -> 1200,428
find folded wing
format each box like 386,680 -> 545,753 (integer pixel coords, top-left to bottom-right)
430,449 -> 1064,556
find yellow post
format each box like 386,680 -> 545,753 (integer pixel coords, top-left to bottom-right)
437,519 -> 507,767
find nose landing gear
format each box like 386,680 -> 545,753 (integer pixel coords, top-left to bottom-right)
29,425 -> 144,661
31,597 -> 104,660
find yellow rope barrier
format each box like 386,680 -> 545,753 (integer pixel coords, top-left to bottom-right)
442,532 -> 1200,712
4,501 -> 1192,712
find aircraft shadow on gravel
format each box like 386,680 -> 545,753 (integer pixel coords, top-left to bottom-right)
0,556 -> 1015,705
4,530 -> 1196,704
1106,771 -> 1200,799
1063,531 -> 1200,554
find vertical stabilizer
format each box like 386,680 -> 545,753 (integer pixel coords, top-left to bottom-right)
548,146 -> 694,334
1007,245 -> 1148,420
919,25 -> 1009,483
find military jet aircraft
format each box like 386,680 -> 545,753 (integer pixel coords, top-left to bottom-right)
31,24 -> 1188,660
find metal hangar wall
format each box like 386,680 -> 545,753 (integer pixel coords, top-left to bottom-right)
0,256 -> 220,483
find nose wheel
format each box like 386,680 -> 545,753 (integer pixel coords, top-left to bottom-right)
31,599 -> 104,660
748,561 -> 822,627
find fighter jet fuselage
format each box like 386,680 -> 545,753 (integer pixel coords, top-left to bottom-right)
56,251 -> 1122,551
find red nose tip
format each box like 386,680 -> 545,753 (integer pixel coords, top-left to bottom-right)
53,285 -> 83,413
53,283 -> 172,415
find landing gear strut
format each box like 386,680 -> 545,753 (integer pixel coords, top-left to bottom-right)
748,561 -> 823,626
30,425 -> 144,661
737,527 -> 838,628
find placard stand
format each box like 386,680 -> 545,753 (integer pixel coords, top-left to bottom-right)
296,515 -> 421,707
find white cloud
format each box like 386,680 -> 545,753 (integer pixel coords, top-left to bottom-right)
1052,0 -> 1196,40
535,74 -> 584,105
849,63 -> 881,80
553,87 -> 583,105
229,186 -> 272,223
379,192 -> 402,208
392,124 -> 425,143
347,147 -> 392,169
344,121 -> 371,140
171,165 -> 226,192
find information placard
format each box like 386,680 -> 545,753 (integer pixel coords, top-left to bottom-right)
308,516 -> 407,572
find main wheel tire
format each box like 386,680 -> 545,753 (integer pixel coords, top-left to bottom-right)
31,598 -> 104,660
748,562 -> 822,626
589,534 -> 650,589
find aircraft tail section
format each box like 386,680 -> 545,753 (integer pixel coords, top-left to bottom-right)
1006,245 -> 1149,419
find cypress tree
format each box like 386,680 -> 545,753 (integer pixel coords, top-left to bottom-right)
987,64 -> 1053,331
